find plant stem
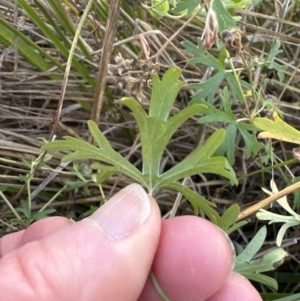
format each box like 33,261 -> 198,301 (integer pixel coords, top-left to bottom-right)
27,179 -> 31,212
237,180 -> 300,221
99,184 -> 106,204
227,54 -> 251,118
220,159 -> 297,191
150,271 -> 171,301
38,185 -> 68,212
0,190 -> 21,220
240,52 -> 258,106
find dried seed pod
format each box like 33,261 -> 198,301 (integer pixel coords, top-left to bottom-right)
108,53 -> 133,76
202,7 -> 218,49
139,34 -> 150,59
221,29 -> 243,56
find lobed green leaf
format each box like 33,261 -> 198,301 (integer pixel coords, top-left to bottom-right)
159,129 -> 237,186
235,227 -> 288,290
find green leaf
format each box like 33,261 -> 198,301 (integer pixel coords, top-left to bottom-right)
197,106 -> 233,124
42,67 -> 206,194
42,128 -> 145,187
254,112 -> 300,144
43,67 -> 237,210
73,162 -> 93,179
193,93 -> 262,164
196,98 -> 235,123
238,124 -> 264,158
174,0 -> 199,15
183,39 -> 225,71
65,181 -> 89,190
122,67 -> 205,191
235,226 -> 288,290
236,227 -> 267,263
272,292 -> 300,301
190,72 -> 225,104
31,209 -> 56,221
91,164 -> 119,184
181,40 -> 201,57
220,87 -> 233,114
242,272 -> 278,290
196,124 -> 236,181
166,182 -> 220,222
149,67 -> 184,121
216,123 -> 237,165
159,129 -> 237,186
142,0 -> 169,18
226,220 -> 248,235
236,248 -> 288,290
263,41 -> 287,83
225,72 -> 245,103
17,200 -> 31,219
269,40 -> 283,62
277,221 -> 300,246
219,204 -> 240,231
212,0 -> 237,32
80,205 -> 98,219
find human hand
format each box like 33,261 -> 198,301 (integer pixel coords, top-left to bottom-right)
0,184 -> 262,301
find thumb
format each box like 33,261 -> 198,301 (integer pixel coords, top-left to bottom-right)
0,184 -> 161,301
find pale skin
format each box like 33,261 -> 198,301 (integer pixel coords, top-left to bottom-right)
0,184 -> 262,301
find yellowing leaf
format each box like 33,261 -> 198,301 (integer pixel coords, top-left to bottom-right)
253,111 -> 300,145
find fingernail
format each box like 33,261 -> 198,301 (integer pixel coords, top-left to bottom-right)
87,184 -> 151,240
221,230 -> 236,271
